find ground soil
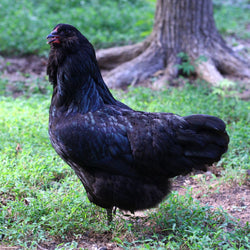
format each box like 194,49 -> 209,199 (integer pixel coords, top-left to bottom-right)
173,166 -> 250,227
0,36 -> 249,249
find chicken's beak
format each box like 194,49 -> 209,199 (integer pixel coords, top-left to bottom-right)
47,30 -> 60,44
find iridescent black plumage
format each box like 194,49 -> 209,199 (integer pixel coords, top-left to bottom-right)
47,24 -> 229,223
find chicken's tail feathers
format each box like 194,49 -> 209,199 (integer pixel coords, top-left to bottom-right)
179,114 -> 229,167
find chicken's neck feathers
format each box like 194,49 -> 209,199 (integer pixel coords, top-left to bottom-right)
48,47 -> 119,114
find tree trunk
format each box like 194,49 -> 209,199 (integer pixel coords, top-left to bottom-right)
96,0 -> 250,89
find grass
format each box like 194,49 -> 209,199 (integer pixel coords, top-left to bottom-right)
0,0 -> 249,55
0,81 -> 249,249
0,0 -> 155,56
0,0 -> 249,248
115,191 -> 250,249
213,0 -> 250,39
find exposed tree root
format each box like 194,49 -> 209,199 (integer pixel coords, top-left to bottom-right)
95,0 -> 250,94
96,36 -> 152,70
194,42 -> 250,86
96,39 -> 250,90
195,58 -> 224,86
213,49 -> 250,79
101,42 -> 165,89
152,54 -> 180,89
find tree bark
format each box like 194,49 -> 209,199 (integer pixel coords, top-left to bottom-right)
96,0 -> 250,89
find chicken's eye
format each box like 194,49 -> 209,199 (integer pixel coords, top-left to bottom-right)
64,30 -> 70,35
58,30 -> 69,36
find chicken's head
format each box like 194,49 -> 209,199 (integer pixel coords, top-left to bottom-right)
47,23 -> 81,47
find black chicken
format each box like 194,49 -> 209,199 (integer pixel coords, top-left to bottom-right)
47,24 -> 229,223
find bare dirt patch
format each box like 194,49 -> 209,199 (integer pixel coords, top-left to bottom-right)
0,55 -> 46,76
173,166 -> 250,226
0,55 -> 47,97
